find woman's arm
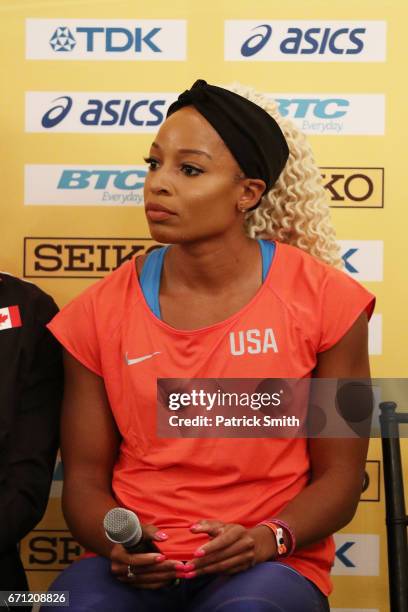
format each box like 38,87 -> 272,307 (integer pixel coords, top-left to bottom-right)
61,350 -> 179,588
273,310 -> 371,547
188,311 -> 372,575
61,349 -> 121,557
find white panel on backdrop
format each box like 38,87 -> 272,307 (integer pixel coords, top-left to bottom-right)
26,91 -> 385,135
339,240 -> 383,281
267,94 -> 385,135
26,19 -> 187,60
333,534 -> 380,576
25,92 -> 177,133
369,314 -> 382,356
225,21 -> 386,62
25,165 -> 146,206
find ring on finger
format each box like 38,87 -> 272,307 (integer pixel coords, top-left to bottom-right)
127,564 -> 136,579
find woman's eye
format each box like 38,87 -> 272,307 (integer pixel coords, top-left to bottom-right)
143,157 -> 159,170
181,164 -> 203,177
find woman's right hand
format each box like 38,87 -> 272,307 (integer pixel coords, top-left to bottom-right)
110,525 -> 179,589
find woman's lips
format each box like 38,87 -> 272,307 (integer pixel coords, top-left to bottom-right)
145,203 -> 176,221
146,209 -> 174,221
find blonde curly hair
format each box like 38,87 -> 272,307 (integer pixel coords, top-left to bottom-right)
227,83 -> 343,270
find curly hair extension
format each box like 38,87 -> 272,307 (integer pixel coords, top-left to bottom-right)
226,83 -> 343,270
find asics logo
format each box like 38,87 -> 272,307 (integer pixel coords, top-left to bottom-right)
125,351 -> 161,366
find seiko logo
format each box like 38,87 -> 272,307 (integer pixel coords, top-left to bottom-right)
23,237 -> 159,278
229,328 -> 278,356
321,167 -> 384,208
20,530 -> 83,571
360,460 -> 380,502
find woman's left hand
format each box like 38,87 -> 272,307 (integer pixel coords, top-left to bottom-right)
180,519 -> 277,577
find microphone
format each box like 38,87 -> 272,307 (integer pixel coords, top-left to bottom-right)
103,507 -> 160,553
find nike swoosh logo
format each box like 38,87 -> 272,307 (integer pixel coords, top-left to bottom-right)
125,351 -> 161,366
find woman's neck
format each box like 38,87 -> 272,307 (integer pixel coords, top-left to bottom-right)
162,234 -> 261,294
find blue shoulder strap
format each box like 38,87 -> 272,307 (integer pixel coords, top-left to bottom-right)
139,246 -> 169,319
259,239 -> 276,282
139,240 -> 275,319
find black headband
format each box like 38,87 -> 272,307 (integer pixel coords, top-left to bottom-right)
166,79 -> 289,194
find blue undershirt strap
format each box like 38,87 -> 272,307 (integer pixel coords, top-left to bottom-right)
259,238 -> 275,283
139,239 -> 275,320
139,246 -> 169,319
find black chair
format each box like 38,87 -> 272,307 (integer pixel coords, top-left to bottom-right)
379,401 -> 408,612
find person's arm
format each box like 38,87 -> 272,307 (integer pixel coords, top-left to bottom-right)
61,351 -> 180,589
268,310 -> 370,547
60,350 -> 122,557
188,311 -> 371,575
0,294 -> 63,550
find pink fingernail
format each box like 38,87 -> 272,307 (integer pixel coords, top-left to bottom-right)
174,562 -> 186,570
155,531 -> 168,540
194,548 -> 206,557
155,554 -> 166,562
184,571 -> 197,579
190,523 -> 201,529
183,562 -> 195,571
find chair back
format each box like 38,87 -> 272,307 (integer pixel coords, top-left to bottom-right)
380,401 -> 408,612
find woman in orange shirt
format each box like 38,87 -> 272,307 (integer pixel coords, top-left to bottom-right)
45,80 -> 374,612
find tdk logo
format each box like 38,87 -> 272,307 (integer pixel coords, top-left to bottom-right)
50,27 -> 76,52
225,21 -> 386,62
26,92 -> 176,133
26,19 -> 187,60
49,26 -> 161,53
25,165 -> 146,206
267,94 -> 385,135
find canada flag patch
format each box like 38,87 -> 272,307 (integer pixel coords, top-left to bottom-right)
0,305 -> 22,331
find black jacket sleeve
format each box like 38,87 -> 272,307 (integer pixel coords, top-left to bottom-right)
0,283 -> 63,551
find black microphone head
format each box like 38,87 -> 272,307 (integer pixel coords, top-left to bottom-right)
103,508 -> 142,545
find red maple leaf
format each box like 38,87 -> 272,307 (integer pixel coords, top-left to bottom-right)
0,313 -> 9,324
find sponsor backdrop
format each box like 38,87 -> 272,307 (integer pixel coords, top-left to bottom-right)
0,0 -> 406,610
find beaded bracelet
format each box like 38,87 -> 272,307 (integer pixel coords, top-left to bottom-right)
256,519 -> 296,558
